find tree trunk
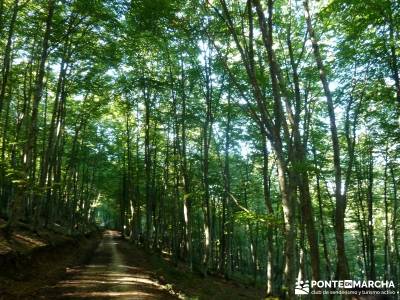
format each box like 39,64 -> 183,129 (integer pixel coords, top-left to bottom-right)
312,145 -> 333,278
367,144 -> 375,280
262,133 -> 274,295
304,0 -> 349,280
202,48 -> 213,275
180,60 -> 193,270
144,82 -> 152,248
19,0 -> 56,228
383,149 -> 390,281
389,163 -> 399,282
0,0 -> 19,114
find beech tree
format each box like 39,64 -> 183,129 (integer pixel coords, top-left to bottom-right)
0,0 -> 398,299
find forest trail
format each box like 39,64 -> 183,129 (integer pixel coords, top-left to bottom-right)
2,0 -> 397,298
37,231 -> 177,300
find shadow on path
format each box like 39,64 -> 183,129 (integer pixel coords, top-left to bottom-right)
38,231 -> 177,299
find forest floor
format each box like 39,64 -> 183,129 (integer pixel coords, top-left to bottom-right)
0,227 -> 264,299
0,219 -> 100,299
38,230 -> 264,299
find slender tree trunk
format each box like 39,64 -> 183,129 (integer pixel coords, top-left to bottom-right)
172,81 -> 181,261
220,92 -> 231,276
389,163 -> 399,282
304,0 -> 349,280
202,49 -> 213,275
134,100 -> 142,241
151,135 -> 159,250
180,61 -> 192,270
0,0 -> 4,38
262,133 -> 274,295
125,106 -> 137,240
274,147 -> 296,298
0,0 -> 19,114
383,149 -> 390,281
355,160 -> 369,277
144,83 -> 152,249
312,146 -> 333,278
387,5 -> 400,108
367,144 -> 375,280
0,60 -> 13,215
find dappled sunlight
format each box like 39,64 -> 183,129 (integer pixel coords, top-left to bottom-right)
61,291 -> 153,298
14,233 -> 46,246
103,230 -> 121,238
58,279 -> 149,287
116,264 -> 141,271
115,276 -> 158,285
38,231 -> 173,299
55,272 -> 161,288
103,242 -> 118,245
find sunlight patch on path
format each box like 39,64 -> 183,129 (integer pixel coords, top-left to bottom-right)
61,291 -> 153,298
39,231 -> 173,299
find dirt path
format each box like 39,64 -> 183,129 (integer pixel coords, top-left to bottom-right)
38,231 -> 177,299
